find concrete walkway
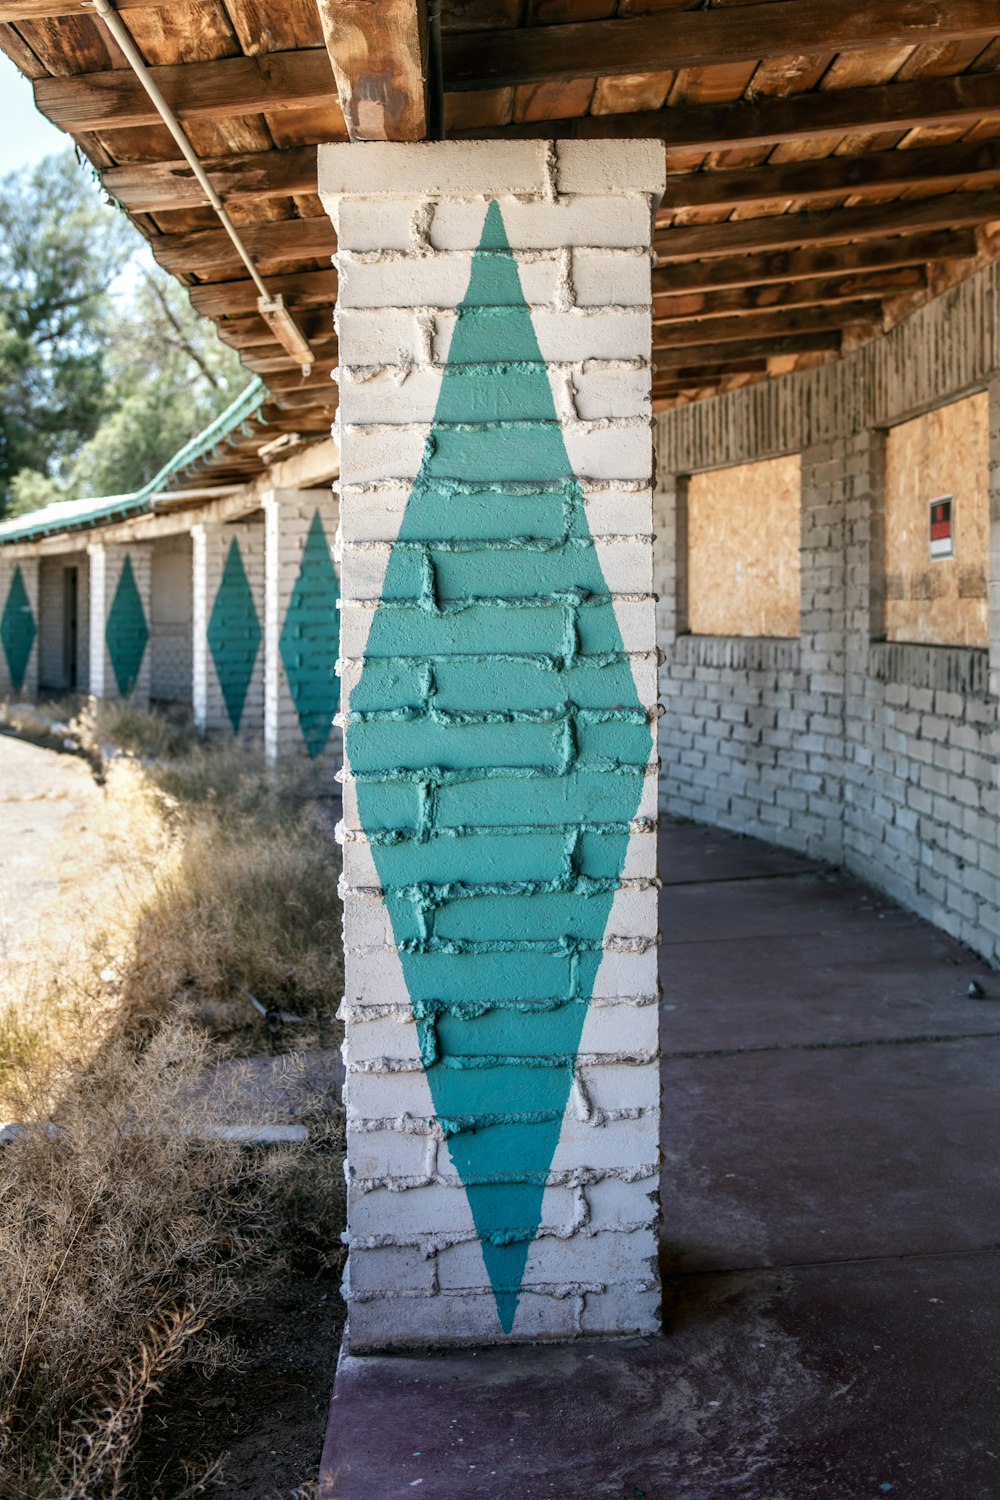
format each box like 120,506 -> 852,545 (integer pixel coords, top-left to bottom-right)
0,733 -> 97,963
322,822 -> 1000,1500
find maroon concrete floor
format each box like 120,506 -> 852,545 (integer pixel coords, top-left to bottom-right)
320,822 -> 1000,1500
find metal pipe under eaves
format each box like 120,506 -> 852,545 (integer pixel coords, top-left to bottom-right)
89,0 -> 316,376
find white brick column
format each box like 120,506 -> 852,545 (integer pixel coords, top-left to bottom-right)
87,541 -> 152,704
0,554 -> 39,699
192,522 -> 264,738
263,488 -> 342,779
320,140 -> 664,1352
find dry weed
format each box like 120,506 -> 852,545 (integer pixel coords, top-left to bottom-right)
70,698 -> 197,763
0,713 -> 347,1497
0,1023 -> 279,1500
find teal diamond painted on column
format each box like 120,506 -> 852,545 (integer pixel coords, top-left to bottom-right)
106,554 -> 149,697
207,537 -> 262,731
1,565 -> 36,692
349,201 -> 652,1335
279,509 -> 340,758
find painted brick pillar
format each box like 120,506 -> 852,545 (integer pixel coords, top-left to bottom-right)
319,140 -> 664,1351
263,488 -> 341,779
192,522 -> 264,738
0,555 -> 39,699
87,541 -> 152,703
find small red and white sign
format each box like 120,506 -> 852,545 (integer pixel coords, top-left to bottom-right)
929,495 -> 954,560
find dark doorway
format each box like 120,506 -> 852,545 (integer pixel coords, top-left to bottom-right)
63,567 -> 79,690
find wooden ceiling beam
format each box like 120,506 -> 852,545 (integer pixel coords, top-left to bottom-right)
655,192 -> 1000,263
653,302 -> 881,352
217,309 -> 334,350
189,268 -> 337,320
103,146 -> 320,215
34,49 -> 337,133
655,331 -> 842,372
664,137 -> 1000,213
444,0 -> 1000,91
0,0 -> 160,16
261,362 -> 338,392
151,217 -> 335,278
316,0 -> 429,141
653,230 -> 978,295
654,268 -> 927,325
453,71 -> 1000,153
240,341 -> 338,375
653,375 -> 754,400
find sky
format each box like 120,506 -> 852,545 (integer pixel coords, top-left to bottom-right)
0,51 -> 71,178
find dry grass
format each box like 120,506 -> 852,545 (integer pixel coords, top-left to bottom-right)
0,705 -> 346,1498
0,1025 -> 279,1500
71,698 -> 198,763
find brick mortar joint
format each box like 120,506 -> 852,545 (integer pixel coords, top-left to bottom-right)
337,246 -> 651,266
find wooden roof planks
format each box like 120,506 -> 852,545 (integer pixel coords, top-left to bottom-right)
1,0 -> 999,449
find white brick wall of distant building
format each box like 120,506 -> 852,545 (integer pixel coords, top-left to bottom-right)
655,258 -> 1000,965
150,533 -> 193,703
37,552 -> 90,693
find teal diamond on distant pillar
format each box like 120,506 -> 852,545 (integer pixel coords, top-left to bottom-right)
1,565 -> 36,693
105,553 -> 149,698
279,509 -> 340,758
207,537 -> 262,732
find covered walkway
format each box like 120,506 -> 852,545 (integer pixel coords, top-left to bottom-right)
323,823 -> 1000,1499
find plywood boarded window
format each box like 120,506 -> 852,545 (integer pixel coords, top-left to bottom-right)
883,393 -> 989,648
686,454 -> 801,639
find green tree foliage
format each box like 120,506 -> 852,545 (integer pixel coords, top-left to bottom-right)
0,152 -> 126,510
1,151 -> 247,518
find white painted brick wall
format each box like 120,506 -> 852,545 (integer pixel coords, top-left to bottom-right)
192,522 -> 264,739
263,487 -> 342,783
87,541 -> 152,705
655,261 -> 1000,964
321,139 -> 664,1352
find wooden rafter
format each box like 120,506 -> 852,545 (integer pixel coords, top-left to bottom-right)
0,0 -> 159,16
653,303 -> 881,352
652,232 -> 979,295
103,146 -> 320,215
655,330 -> 843,371
188,270 -> 338,321
653,269 -> 927,326
151,218 -> 335,278
443,1 -> 1000,91
655,193 -> 1000,263
316,0 -> 429,142
34,49 -> 336,132
663,138 -> 1000,213
453,71 -> 1000,152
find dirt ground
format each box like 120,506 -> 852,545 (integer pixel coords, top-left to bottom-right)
138,1275 -> 344,1500
0,731 -> 98,962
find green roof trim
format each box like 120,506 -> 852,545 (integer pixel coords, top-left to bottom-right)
0,378 -> 267,546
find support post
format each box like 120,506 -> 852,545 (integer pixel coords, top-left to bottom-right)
320,139 -> 665,1350
87,541 -> 152,704
192,522 -> 265,738
263,488 -> 342,779
0,555 -> 39,700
